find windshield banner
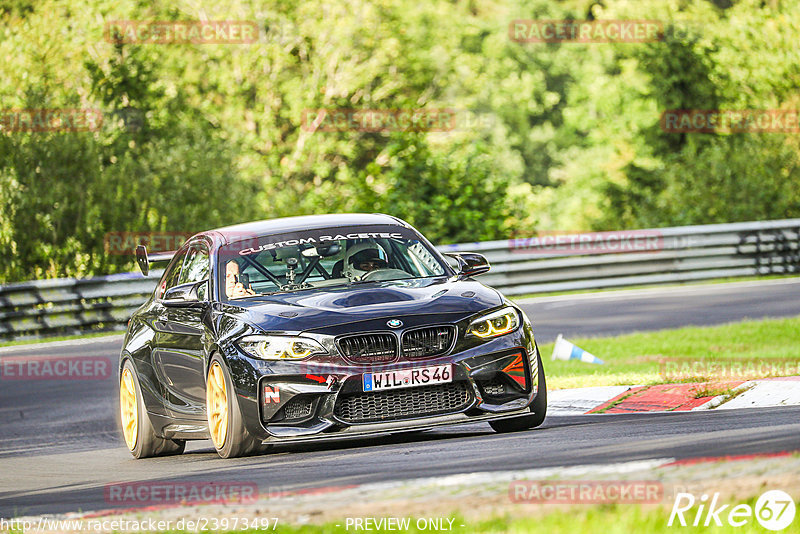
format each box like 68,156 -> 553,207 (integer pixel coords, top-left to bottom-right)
221,225 -> 416,258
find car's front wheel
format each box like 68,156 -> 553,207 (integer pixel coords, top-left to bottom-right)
119,359 -> 186,458
489,350 -> 547,433
206,354 -> 265,458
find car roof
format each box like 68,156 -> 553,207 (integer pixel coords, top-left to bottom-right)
197,213 -> 411,246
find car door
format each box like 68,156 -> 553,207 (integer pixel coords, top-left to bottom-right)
152,241 -> 211,417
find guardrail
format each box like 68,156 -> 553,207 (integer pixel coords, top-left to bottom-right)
0,271 -> 164,341
440,218 -> 800,295
1,219 -> 798,341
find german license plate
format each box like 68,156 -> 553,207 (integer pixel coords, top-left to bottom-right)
363,364 -> 452,392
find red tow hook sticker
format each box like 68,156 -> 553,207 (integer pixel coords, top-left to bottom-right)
306,374 -> 338,389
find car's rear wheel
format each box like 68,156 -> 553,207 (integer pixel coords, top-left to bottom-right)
120,360 -> 186,458
206,355 -> 265,458
489,349 -> 547,433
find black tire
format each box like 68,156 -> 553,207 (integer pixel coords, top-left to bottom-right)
207,354 -> 266,459
489,349 -> 547,433
120,359 -> 186,459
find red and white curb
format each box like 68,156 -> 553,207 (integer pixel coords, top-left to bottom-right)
549,376 -> 800,415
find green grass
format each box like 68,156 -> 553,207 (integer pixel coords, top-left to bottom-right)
471,503 -> 778,533
690,384 -> 741,399
540,316 -> 800,389
511,273 -> 800,300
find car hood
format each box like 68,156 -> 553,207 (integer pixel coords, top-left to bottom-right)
218,277 -> 503,333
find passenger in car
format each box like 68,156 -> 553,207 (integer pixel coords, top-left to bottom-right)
225,260 -> 255,299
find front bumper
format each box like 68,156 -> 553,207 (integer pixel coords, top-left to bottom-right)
228,319 -> 541,443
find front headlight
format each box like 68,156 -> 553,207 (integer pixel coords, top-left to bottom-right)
466,306 -> 520,338
236,335 -> 326,360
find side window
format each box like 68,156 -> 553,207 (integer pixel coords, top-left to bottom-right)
179,245 -> 210,284
156,249 -> 188,299
179,244 -> 210,300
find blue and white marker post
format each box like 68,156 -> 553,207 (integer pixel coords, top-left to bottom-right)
551,334 -> 605,365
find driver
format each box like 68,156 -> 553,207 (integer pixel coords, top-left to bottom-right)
343,243 -> 389,280
225,260 -> 255,299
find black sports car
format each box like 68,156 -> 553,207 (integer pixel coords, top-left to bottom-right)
119,214 -> 546,458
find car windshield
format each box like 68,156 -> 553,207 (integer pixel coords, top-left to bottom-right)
217,225 -> 448,300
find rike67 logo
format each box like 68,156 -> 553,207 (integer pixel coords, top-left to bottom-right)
669,490 -> 796,531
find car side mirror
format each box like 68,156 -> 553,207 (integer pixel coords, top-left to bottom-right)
163,280 -> 208,307
444,252 -> 491,277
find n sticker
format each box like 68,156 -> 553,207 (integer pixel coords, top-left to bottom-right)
263,385 -> 280,403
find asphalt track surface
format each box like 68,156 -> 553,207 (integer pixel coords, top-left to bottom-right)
1,278 -> 799,518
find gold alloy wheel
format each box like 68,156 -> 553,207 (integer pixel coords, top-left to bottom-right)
206,361 -> 228,449
120,368 -> 138,451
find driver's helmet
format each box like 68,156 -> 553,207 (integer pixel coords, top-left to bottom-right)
344,242 -> 388,280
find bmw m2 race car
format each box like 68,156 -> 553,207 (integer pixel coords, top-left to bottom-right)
119,214 -> 546,458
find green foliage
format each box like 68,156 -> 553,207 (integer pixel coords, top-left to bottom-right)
591,0 -> 800,229
0,0 -> 799,282
354,135 -> 512,244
